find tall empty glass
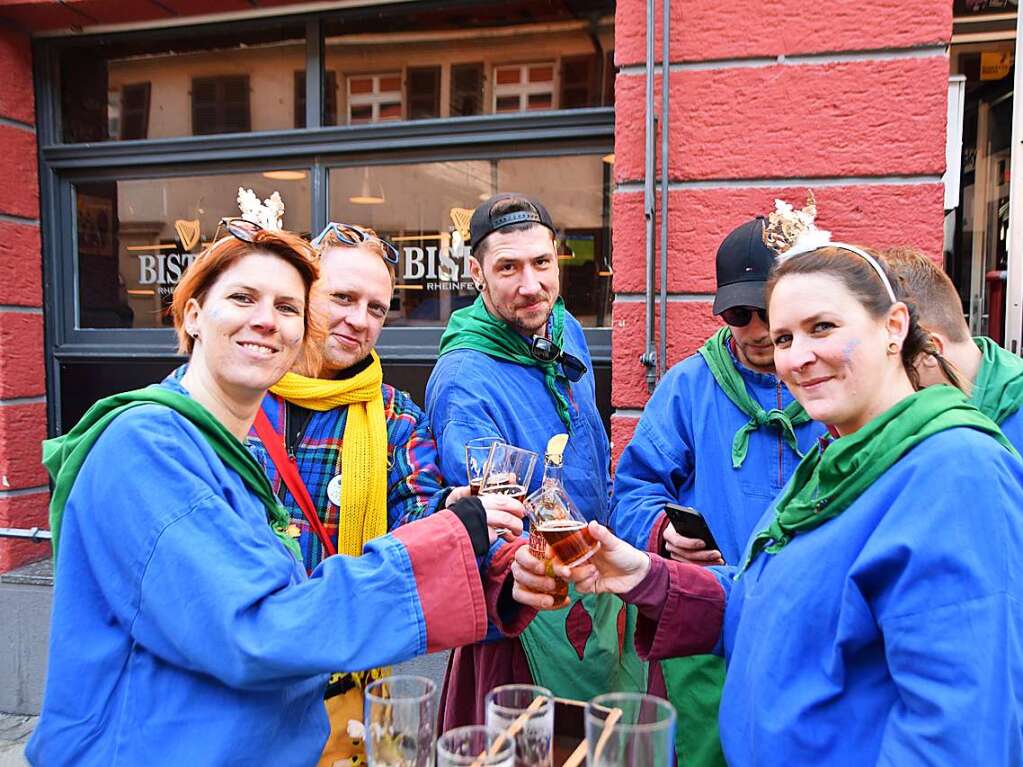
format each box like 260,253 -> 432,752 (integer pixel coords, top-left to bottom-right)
484,684 -> 554,767
466,437 -> 504,495
364,675 -> 438,767
584,693 -> 676,767
480,443 -> 537,501
436,726 -> 515,767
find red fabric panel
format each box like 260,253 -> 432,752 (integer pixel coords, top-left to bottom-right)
392,510 -> 487,653
482,538 -> 538,638
646,511 -> 671,557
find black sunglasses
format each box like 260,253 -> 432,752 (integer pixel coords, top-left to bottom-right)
212,217 -> 266,245
720,306 -> 768,328
311,222 -> 400,265
530,336 -> 588,382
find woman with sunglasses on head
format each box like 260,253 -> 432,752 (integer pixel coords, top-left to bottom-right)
28,220 -> 502,767
515,241 -> 1023,764
245,221 -> 523,767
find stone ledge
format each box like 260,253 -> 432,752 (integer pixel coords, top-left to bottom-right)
0,557 -> 51,587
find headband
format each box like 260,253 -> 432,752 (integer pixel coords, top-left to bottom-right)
780,240 -> 898,305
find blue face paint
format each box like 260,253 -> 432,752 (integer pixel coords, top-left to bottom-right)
842,338 -> 861,362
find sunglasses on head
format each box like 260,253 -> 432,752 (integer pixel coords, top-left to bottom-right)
311,222 -> 400,265
530,336 -> 588,382
720,306 -> 768,328
212,217 -> 266,244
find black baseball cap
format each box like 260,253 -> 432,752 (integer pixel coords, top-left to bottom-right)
712,217 -> 778,315
469,193 -> 557,248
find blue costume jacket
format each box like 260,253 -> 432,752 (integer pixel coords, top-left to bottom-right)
999,408 -> 1022,450
426,310 -> 610,523
611,346 -> 821,564
27,381 -> 487,767
638,428 -> 1023,764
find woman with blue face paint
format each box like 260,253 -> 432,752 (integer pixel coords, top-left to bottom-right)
512,243 -> 1023,765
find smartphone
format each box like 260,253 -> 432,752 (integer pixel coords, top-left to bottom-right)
663,503 -> 720,552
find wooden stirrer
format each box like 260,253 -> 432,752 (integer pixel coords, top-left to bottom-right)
589,707 -> 623,765
470,695 -> 547,766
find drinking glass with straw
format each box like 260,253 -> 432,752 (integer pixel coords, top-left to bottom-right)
484,685 -> 554,767
436,726 -> 515,767
364,675 -> 438,767
583,693 -> 676,766
466,437 -> 504,496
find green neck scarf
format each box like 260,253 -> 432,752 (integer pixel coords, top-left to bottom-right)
971,336 -> 1023,425
741,385 -> 1015,573
698,327 -> 810,468
439,295 -> 573,431
43,386 -> 301,568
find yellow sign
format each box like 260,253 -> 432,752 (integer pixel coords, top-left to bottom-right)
174,219 -> 201,252
980,51 -> 1013,81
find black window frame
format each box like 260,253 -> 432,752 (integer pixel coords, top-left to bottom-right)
34,8 -> 614,435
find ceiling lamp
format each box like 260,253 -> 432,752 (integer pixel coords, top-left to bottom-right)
349,167 -> 386,205
262,170 -> 307,181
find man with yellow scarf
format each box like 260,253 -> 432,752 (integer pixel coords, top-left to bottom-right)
248,222 -> 524,767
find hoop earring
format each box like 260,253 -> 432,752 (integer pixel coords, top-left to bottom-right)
887,341 -> 899,355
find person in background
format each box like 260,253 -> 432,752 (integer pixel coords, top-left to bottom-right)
881,246 -> 1023,448
426,193 -> 645,729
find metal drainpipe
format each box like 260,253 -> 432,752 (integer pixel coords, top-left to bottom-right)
0,527 -> 52,542
659,0 -> 670,380
640,0 -> 658,391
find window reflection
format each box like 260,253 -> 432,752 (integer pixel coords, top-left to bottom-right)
75,172 -> 311,329
328,155 -> 612,329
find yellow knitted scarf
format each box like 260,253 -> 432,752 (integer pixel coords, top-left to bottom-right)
270,350 -> 388,557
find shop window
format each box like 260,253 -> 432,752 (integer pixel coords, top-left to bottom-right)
327,155 -> 612,329
192,75 -> 251,135
494,63 -> 556,113
116,83 -> 151,140
294,70 -> 339,128
73,171 -> 311,329
407,66 -> 442,120
57,23 -> 305,142
450,63 -> 484,117
347,73 -> 403,124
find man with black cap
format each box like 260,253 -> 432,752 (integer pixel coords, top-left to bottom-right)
608,216 -> 823,767
426,194 -> 645,729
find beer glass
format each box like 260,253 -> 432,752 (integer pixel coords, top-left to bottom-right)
364,675 -> 438,767
524,489 -> 600,568
485,685 -> 554,767
480,443 -> 537,502
584,693 -> 676,767
466,437 -> 504,496
436,726 -> 515,767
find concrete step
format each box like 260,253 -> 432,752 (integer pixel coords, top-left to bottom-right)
0,559 -> 52,716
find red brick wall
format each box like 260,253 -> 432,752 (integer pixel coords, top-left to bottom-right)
610,0 -> 953,464
0,24 -> 47,573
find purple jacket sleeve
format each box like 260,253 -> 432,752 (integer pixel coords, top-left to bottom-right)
623,555 -> 727,661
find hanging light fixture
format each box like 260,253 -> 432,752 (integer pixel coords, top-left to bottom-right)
349,167 -> 386,205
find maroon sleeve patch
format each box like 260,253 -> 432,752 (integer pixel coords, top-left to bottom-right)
633,559 -> 725,661
566,599 -> 593,661
646,511 -> 671,556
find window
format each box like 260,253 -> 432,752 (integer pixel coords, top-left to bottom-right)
450,63 -> 484,117
328,155 -> 612,328
561,56 -> 600,110
294,70 -> 339,128
192,75 -> 251,135
347,73 -> 403,124
494,63 -> 556,113
117,83 -> 150,140
407,66 -> 441,120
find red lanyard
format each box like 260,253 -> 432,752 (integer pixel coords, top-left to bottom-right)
253,409 -> 338,559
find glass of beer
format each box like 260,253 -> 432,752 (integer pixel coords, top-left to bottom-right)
466,437 -> 504,496
525,491 -> 600,568
364,675 -> 438,767
527,527 -> 568,604
436,726 -> 515,767
584,693 -> 676,767
480,443 -> 537,502
485,685 -> 554,767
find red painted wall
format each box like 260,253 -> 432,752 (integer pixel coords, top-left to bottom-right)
0,24 -> 47,572
609,0 -> 953,465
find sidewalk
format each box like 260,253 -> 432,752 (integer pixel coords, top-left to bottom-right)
0,714 -> 33,767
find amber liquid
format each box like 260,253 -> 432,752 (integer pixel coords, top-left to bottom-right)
537,520 -> 599,566
469,477 -> 484,496
528,528 -> 569,603
481,473 -> 526,502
